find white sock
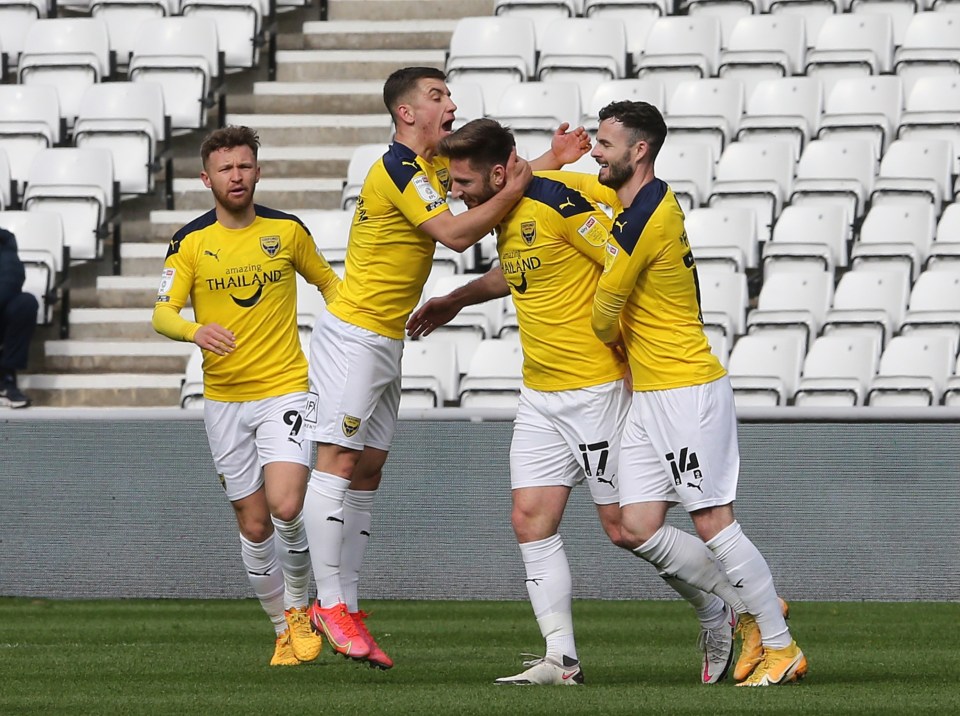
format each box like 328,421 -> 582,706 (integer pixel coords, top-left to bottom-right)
341,489 -> 375,613
520,534 -> 577,662
303,470 -> 349,608
271,512 -> 311,610
658,570 -> 727,630
239,533 -> 286,634
635,524 -> 747,614
707,521 -> 791,649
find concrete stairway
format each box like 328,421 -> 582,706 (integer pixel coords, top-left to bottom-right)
20,0 -> 494,408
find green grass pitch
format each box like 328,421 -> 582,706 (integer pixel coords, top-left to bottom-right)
1,598 -> 958,715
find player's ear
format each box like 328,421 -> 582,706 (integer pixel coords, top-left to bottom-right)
200,170 -> 212,189
635,139 -> 650,163
492,163 -> 507,189
394,101 -> 415,127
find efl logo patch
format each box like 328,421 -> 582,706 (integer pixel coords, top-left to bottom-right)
577,216 -> 608,247
603,242 -> 619,273
521,221 -> 537,246
260,235 -> 280,258
413,174 -> 441,203
157,267 -> 176,295
342,414 -> 362,438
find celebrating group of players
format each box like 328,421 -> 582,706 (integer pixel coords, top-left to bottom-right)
152,66 -> 806,687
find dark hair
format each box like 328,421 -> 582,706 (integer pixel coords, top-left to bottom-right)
598,101 -> 667,160
383,67 -> 448,121
437,118 -> 515,170
200,126 -> 260,167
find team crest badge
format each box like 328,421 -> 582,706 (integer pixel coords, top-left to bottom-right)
436,167 -> 450,192
260,235 -> 280,257
342,414 -> 362,438
521,221 -> 537,246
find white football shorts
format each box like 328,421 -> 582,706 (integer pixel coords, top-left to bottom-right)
618,375 -> 739,511
510,379 -> 629,505
303,308 -> 402,451
204,391 -> 311,502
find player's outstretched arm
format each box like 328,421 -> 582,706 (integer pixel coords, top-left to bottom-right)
419,151 -> 532,252
530,122 -> 592,171
406,267 -> 509,338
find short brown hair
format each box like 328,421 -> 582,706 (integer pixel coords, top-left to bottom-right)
383,67 -> 447,122
200,125 -> 260,167
598,101 -> 667,160
437,118 -> 515,171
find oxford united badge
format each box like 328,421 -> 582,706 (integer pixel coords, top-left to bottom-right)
260,235 -> 281,258
521,221 -> 537,246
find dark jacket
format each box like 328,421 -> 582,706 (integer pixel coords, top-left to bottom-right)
0,228 -> 26,309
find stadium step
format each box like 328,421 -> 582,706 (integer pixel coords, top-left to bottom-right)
43,339 -> 195,373
120,242 -> 168,276
225,112 -> 392,146
148,210 -> 206,242
67,307 -> 195,340
258,145 -> 356,178
250,81 -> 384,114
275,49 -> 445,82
19,372 -> 182,407
173,177 -> 344,212
291,19 -> 456,51
327,0 -> 493,21
89,275 -> 161,309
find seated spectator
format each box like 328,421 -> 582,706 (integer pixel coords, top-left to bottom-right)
0,228 -> 39,408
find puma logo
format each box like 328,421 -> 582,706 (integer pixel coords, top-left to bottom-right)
401,160 -> 420,170
614,219 -> 627,232
558,197 -> 575,210
204,249 -> 221,261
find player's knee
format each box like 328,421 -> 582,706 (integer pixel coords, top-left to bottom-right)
618,522 -> 657,550
350,468 -> 382,491
510,507 -> 553,543
316,444 -> 361,477
271,498 -> 302,523
238,517 -> 273,544
603,523 -> 632,550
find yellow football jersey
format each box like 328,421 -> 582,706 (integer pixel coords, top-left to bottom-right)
153,206 -> 341,402
500,174 -> 624,391
330,142 -> 452,339
539,170 -> 623,216
593,179 -> 726,391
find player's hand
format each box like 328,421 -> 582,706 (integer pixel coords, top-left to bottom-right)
503,148 -> 533,196
195,323 -> 236,356
550,122 -> 592,166
406,298 -> 460,338
608,340 -> 632,390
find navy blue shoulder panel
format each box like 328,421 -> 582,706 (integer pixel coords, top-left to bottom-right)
167,209 -> 217,258
612,179 -> 669,256
525,175 -> 595,218
382,142 -> 421,192
255,204 -> 311,236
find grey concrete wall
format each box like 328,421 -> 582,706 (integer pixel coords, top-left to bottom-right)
1,416 -> 957,601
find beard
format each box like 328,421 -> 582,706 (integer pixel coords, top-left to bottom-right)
598,152 -> 635,191
463,176 -> 498,208
211,183 -> 253,214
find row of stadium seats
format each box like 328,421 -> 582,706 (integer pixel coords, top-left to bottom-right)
0,82 -> 170,202
0,2 -> 269,71
0,16 -> 225,130
492,0 -> 959,49
447,12 -> 960,110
